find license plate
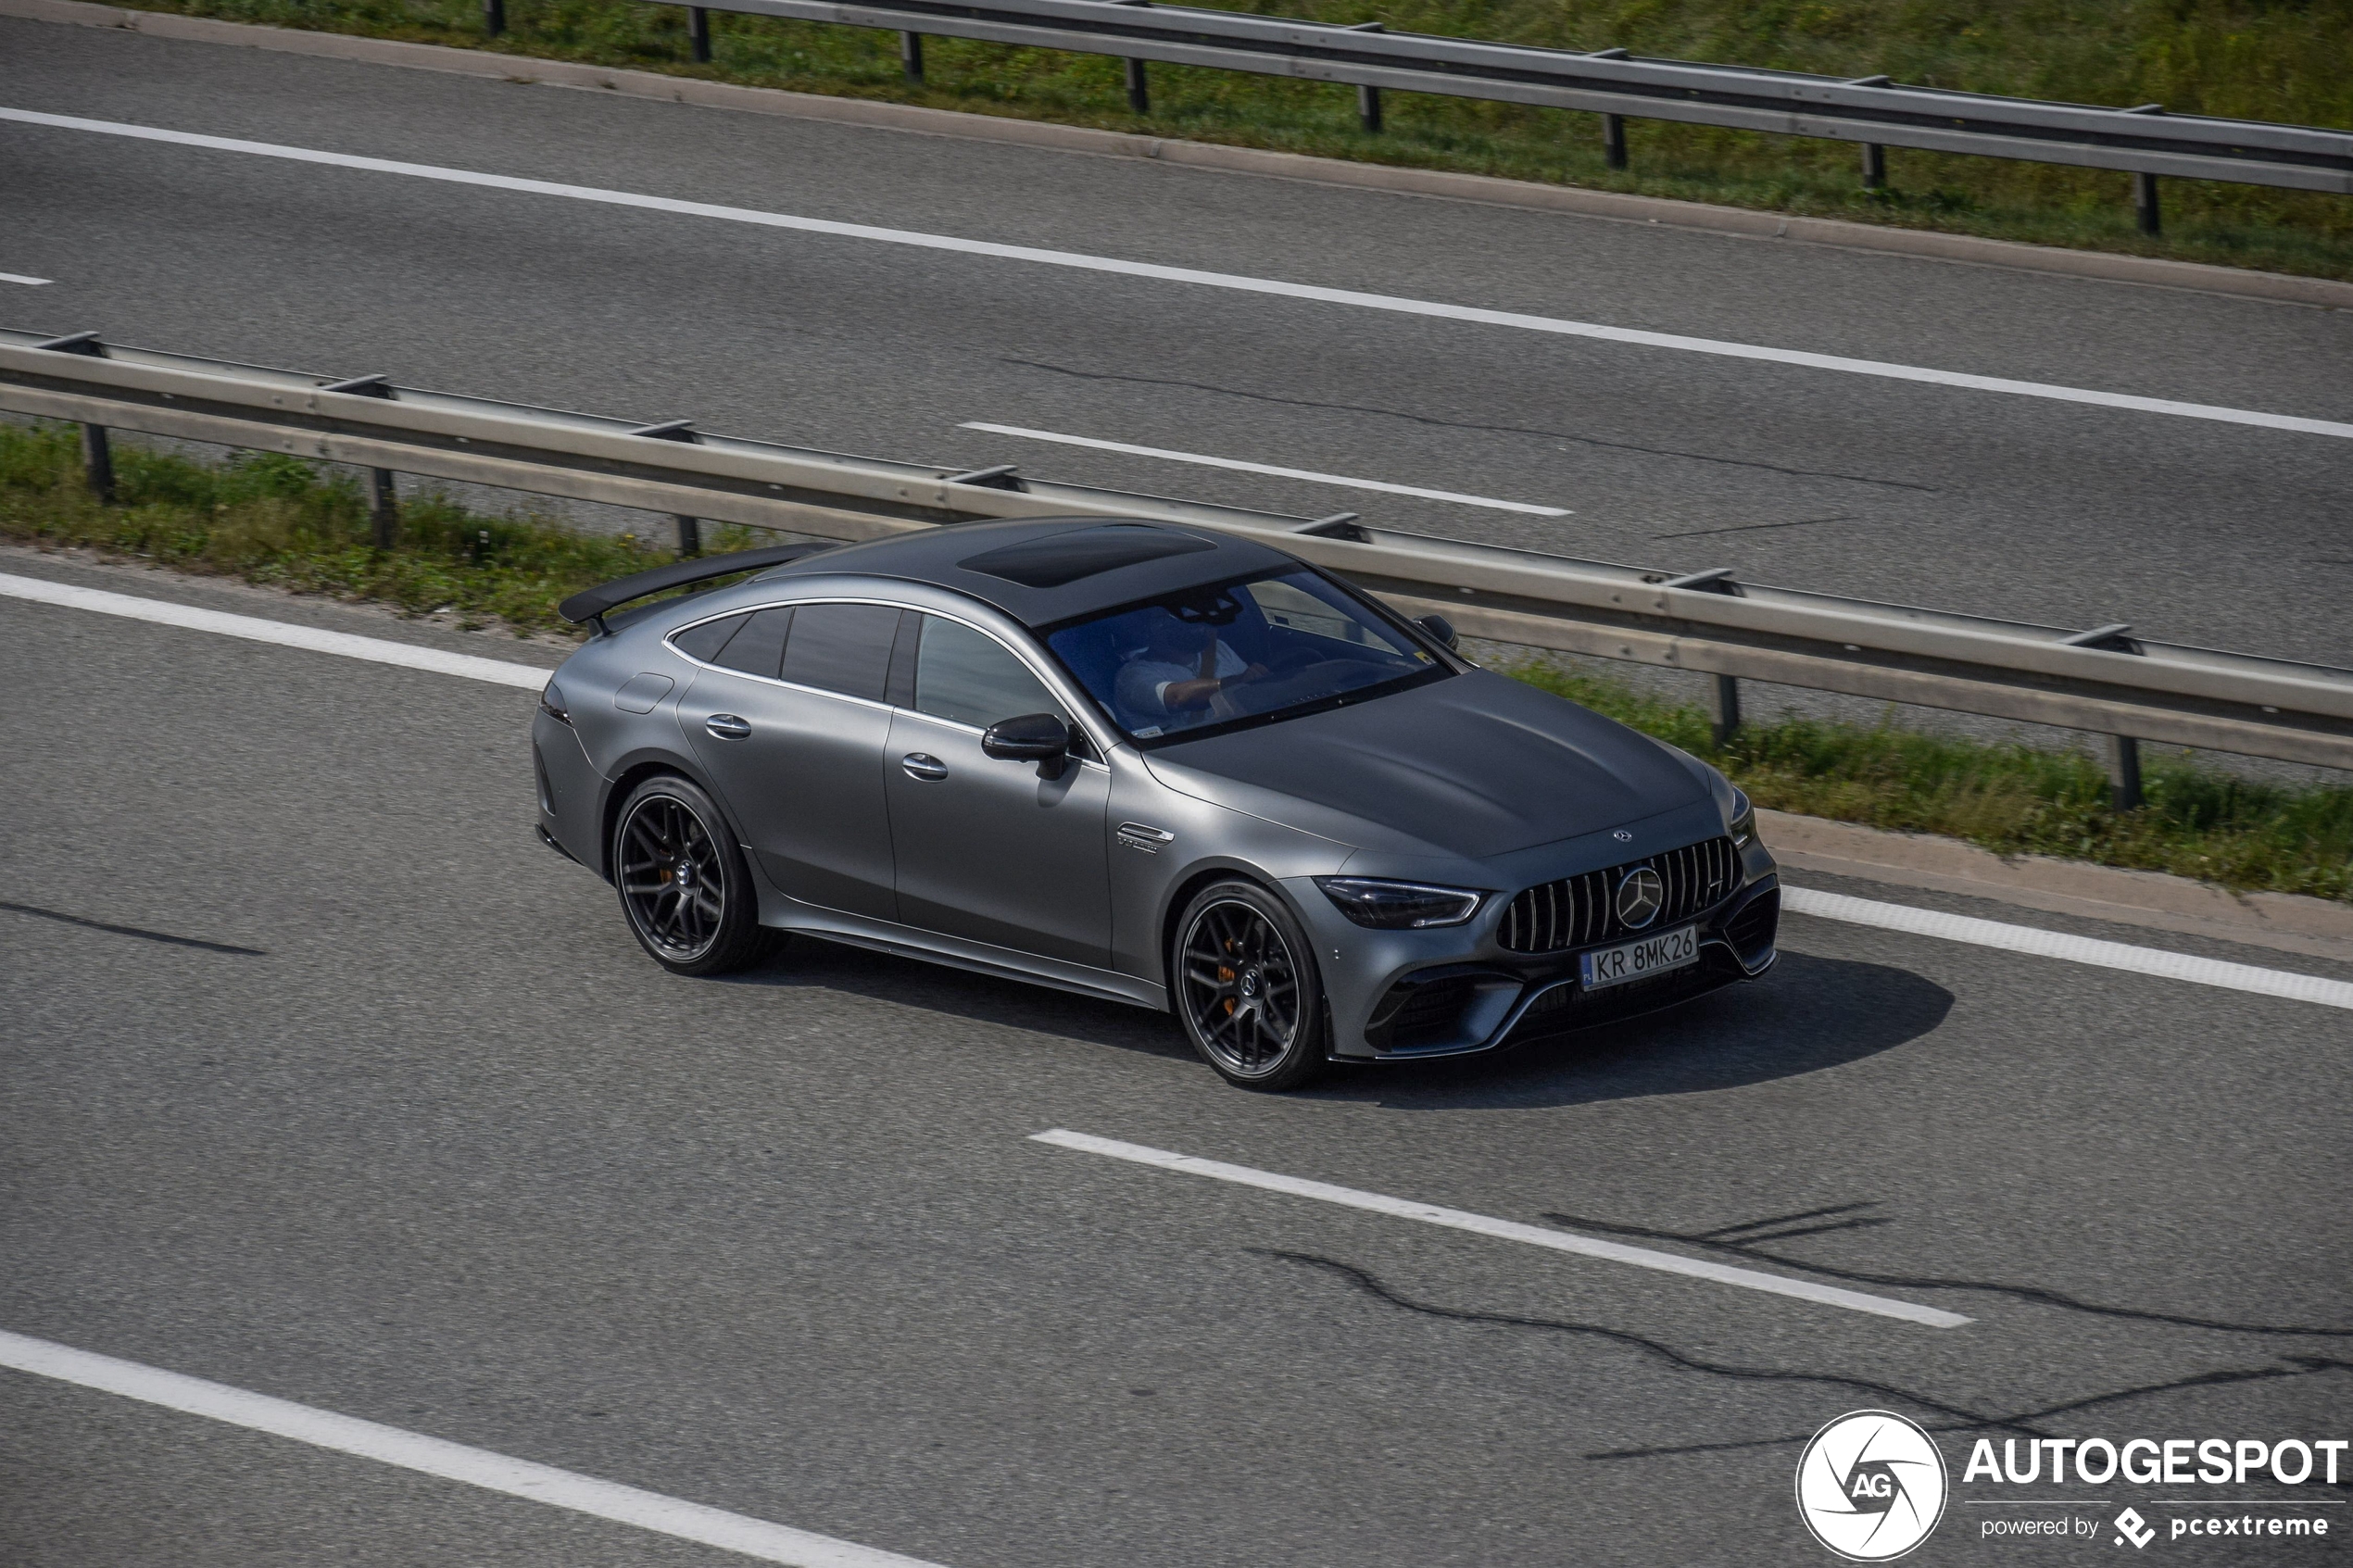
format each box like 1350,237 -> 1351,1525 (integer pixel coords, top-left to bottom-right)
1579,923 -> 1699,990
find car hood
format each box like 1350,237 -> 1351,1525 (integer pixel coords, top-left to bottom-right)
1141,670 -> 1710,860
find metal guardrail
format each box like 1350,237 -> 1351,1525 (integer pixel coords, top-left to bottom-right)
498,0 -> 2353,235
6,329 -> 2351,793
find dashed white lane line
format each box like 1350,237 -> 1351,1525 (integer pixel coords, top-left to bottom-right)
0,572 -> 550,688
0,270 -> 52,285
1030,1130 -> 1973,1327
4,106 -> 2348,443
0,1328 -> 950,1568
6,571 -> 2346,1012
1780,887 -> 2353,1011
958,423 -> 1571,515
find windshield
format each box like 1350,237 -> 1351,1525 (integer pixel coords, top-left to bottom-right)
1043,570 -> 1446,743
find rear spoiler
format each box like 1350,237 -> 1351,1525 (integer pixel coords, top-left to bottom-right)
558,544 -> 839,634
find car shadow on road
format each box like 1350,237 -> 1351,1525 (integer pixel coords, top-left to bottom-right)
727,942 -> 1951,1097
1309,952 -> 1953,1110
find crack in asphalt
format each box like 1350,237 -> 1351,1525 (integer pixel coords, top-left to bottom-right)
0,900 -> 266,956
1651,513 -> 1856,539
1260,1249 -> 2353,1469
1542,1204 -> 2353,1339
996,358 -> 1942,494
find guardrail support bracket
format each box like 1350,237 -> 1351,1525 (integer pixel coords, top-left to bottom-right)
687,5 -> 711,62
1709,673 -> 1742,748
370,469 -> 400,549
901,30 -> 924,82
2107,735 -> 2144,811
1601,113 -> 1628,170
81,424 -> 115,504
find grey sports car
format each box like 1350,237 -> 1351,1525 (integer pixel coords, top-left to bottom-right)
532,518 -> 1779,1089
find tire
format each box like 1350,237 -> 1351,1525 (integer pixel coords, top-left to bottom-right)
610,774 -> 774,976
1172,880 -> 1328,1091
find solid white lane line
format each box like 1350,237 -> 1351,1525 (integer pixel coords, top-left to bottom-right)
1780,886 -> 2353,1011
0,572 -> 550,689
0,270 -> 52,285
958,423 -> 1571,515
5,107 -> 2347,444
1029,1130 -> 1971,1328
0,1327 -> 949,1568
14,576 -> 2347,1013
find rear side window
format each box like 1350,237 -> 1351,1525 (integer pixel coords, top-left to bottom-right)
913,615 -> 1066,730
673,611 -> 750,664
780,603 -> 901,702
713,607 -> 794,679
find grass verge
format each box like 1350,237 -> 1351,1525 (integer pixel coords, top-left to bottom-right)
5,421 -> 2347,901
92,0 -> 2353,282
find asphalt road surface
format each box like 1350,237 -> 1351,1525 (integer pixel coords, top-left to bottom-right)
2,550 -> 2347,1566
3,15 -> 2352,670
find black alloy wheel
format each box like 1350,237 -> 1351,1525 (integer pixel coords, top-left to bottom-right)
1175,881 -> 1327,1090
611,775 -> 772,976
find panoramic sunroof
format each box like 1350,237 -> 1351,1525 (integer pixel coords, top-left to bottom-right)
960,525 -> 1216,589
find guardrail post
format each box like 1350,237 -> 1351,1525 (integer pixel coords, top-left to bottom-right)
687,6 -> 711,62
1861,142 -> 1886,190
900,31 -> 924,83
2106,735 -> 2145,811
675,516 -> 703,558
483,0 -> 504,36
2133,171 -> 2161,236
1358,84 -> 1383,133
1125,57 -> 1149,115
369,469 -> 399,549
1708,674 -> 1742,747
81,423 -> 115,504
1601,113 -> 1628,170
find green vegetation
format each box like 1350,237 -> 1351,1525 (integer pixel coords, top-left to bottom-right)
114,0 -> 2353,280
5,421 -> 2346,900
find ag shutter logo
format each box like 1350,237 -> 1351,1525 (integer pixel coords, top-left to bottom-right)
1796,1411 -> 1949,1561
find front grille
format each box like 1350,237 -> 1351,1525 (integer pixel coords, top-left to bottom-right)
1497,835 -> 1742,953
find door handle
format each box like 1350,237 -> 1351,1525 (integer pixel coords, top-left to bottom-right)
704,713 -> 751,741
900,752 -> 949,782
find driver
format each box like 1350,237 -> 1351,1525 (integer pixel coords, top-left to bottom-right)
1115,610 -> 1267,722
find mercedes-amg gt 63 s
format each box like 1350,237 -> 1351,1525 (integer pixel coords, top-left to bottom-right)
533,518 -> 1780,1090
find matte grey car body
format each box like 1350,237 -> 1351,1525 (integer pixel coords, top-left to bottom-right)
533,518 -> 1780,1084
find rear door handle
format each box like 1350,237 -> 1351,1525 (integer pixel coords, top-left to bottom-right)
900,752 -> 949,782
705,713 -> 751,740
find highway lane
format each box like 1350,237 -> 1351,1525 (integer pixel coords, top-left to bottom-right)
2,559 -> 2347,1564
4,18 -> 2352,668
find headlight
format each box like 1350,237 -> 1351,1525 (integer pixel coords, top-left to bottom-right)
540,682 -> 572,724
1727,786 -> 1755,847
1314,877 -> 1487,929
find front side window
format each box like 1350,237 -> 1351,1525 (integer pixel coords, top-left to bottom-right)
913,616 -> 1069,730
1044,570 -> 1443,743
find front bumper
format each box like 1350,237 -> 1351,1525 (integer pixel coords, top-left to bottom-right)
1295,867 -> 1780,1063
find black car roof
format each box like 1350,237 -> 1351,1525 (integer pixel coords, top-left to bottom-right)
755,517 -> 1301,628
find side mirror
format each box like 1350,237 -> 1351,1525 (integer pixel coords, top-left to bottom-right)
981,712 -> 1073,780
1416,613 -> 1459,652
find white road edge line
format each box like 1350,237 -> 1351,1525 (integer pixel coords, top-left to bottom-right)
0,1327 -> 950,1568
1028,1130 -> 1973,1328
0,270 -> 52,285
0,571 -> 550,688
8,573 -> 2347,1011
958,423 -> 1571,515
1780,886 -> 2353,1010
5,106 -> 2347,443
